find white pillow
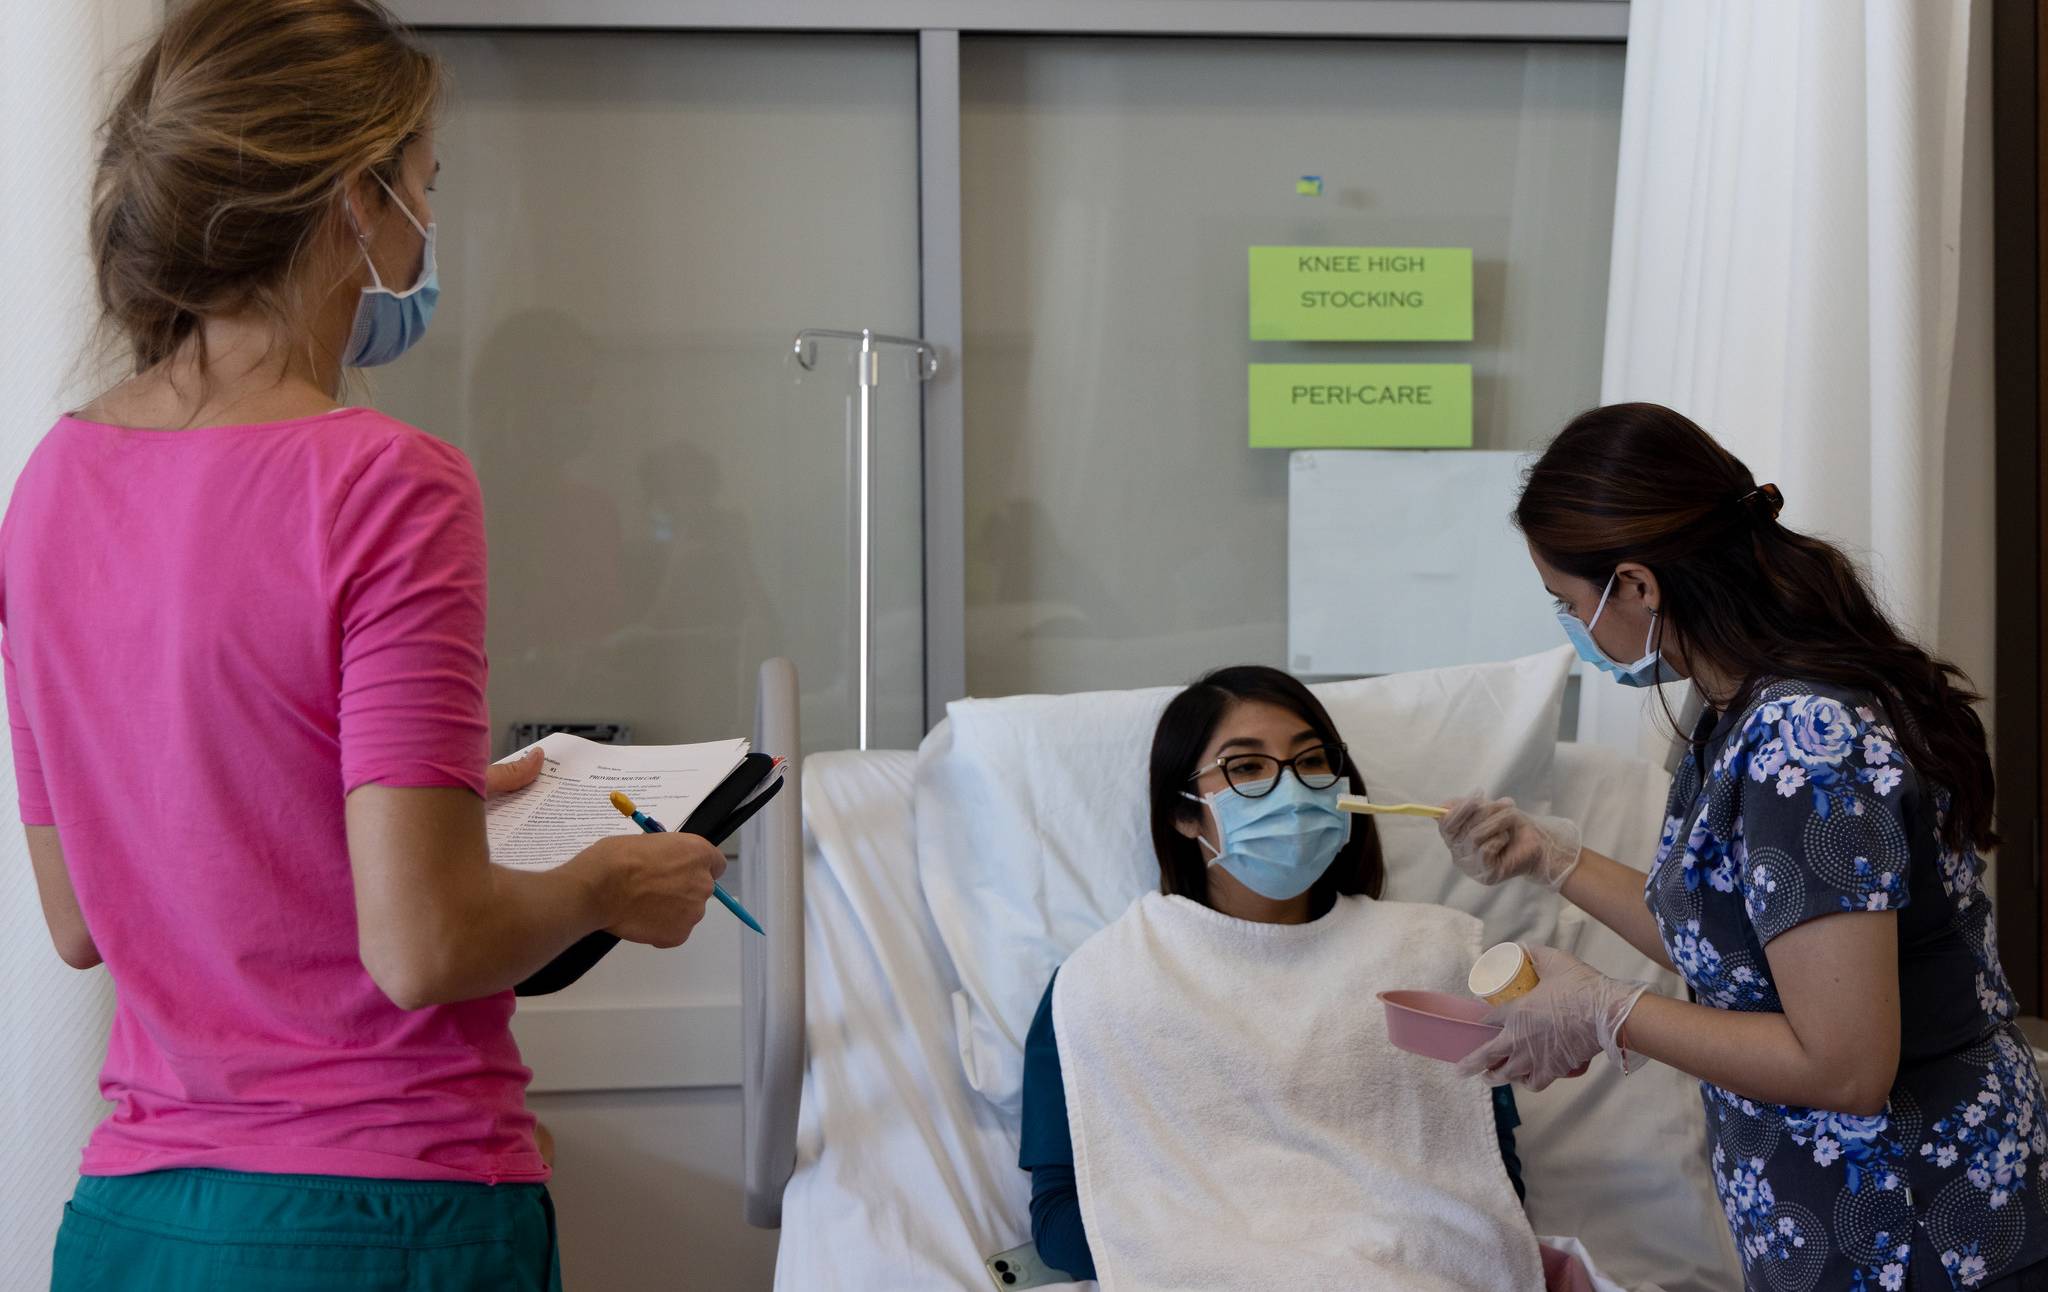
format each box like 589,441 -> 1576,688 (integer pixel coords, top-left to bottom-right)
915,646 -> 1576,1116
1319,650 -> 1577,951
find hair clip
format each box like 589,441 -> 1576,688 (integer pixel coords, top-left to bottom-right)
1738,483 -> 1785,521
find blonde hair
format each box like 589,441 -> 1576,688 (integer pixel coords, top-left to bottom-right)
90,0 -> 442,372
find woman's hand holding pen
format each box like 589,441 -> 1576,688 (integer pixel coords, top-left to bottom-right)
573,833 -> 728,949
490,746 -> 729,950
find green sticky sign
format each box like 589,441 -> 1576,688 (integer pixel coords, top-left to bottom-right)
1248,363 -> 1472,448
1249,246 -> 1473,341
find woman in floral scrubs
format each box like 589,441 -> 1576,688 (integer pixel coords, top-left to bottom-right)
1441,402 -> 2048,1291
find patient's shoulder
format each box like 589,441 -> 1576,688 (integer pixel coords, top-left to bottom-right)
1027,970 -> 1061,1049
1058,893 -> 1151,974
1056,900 -> 1155,999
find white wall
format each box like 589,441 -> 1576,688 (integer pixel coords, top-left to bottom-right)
1942,0 -> 1997,892
1942,0 -> 1996,738
0,0 -> 158,1283
512,930 -> 779,1287
529,1087 -> 780,1290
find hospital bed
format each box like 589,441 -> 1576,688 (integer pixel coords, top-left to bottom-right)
735,648 -> 1744,1291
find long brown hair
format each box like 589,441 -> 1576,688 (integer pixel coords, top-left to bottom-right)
1516,402 -> 1995,852
91,0 -> 442,372
1149,665 -> 1385,913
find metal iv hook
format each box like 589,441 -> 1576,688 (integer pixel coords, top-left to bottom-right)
791,328 -> 941,380
787,327 -> 941,752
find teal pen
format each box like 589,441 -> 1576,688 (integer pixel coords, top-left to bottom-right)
608,791 -> 765,935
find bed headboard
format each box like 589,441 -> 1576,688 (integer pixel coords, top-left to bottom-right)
740,658 -> 804,1228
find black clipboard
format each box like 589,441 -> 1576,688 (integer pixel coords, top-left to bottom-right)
514,752 -> 784,997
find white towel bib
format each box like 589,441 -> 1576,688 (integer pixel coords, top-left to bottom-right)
1052,891 -> 1543,1292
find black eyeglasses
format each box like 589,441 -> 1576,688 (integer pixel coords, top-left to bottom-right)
1188,743 -> 1348,798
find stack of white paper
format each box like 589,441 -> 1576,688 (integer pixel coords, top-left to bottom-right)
485,732 -> 751,872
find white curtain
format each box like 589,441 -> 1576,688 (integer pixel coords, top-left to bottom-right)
1581,0 -> 1995,759
0,0 -> 157,1283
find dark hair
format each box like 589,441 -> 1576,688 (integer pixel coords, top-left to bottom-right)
1148,665 -> 1385,912
1516,401 -> 1996,852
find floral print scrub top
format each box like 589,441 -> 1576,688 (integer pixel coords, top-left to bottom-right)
1653,681 -> 2048,1290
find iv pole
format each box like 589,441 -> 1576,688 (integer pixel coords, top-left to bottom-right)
791,328 -> 940,750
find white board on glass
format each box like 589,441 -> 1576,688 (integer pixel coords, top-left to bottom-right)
1287,450 -> 1560,676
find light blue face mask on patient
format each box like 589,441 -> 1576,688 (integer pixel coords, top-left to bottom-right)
1183,773 -> 1352,901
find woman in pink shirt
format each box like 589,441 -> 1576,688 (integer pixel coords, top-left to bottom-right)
11,2 -> 727,1288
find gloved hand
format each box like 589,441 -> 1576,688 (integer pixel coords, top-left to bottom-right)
1455,944 -> 1650,1091
1437,793 -> 1584,890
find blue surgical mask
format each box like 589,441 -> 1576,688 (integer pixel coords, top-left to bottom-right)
1558,572 -> 1674,688
1182,772 -> 1352,901
343,173 -> 438,368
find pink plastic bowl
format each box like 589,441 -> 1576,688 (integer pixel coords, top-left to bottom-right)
1378,990 -> 1499,1064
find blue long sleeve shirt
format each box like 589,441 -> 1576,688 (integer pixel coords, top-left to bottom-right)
1017,971 -> 1527,1282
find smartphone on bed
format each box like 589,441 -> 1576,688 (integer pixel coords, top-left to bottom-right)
984,1243 -> 1068,1289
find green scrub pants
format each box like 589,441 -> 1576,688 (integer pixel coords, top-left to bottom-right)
51,1169 -> 562,1291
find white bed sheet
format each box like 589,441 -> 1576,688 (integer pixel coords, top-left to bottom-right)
775,748 -> 1723,1291
776,751 -> 1056,1290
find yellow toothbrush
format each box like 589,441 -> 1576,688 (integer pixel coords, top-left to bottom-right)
1337,795 -> 1448,820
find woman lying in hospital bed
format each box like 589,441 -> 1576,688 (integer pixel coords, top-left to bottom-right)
1018,665 -> 1570,1291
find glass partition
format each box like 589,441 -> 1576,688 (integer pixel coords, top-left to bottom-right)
375,31 -> 925,757
960,37 -> 1625,697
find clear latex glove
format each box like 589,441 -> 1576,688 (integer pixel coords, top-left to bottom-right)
1436,792 -> 1584,890
1455,944 -> 1650,1091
